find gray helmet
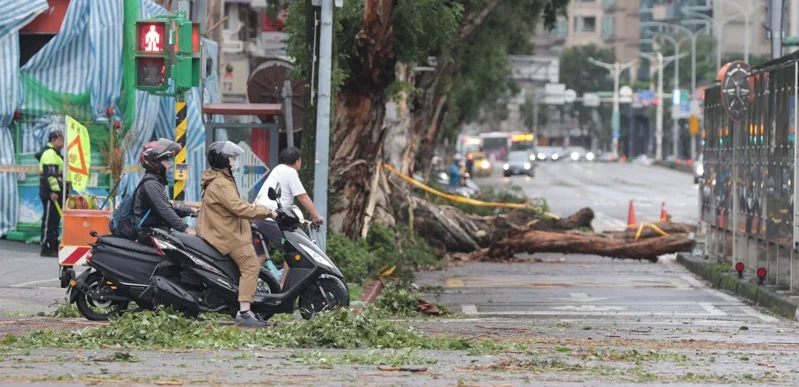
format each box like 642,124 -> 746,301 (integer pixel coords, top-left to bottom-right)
207,141 -> 244,170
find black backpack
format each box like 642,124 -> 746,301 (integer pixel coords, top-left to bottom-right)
109,176 -> 154,239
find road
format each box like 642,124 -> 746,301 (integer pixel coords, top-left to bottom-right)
479,161 -> 699,228
4,162 -> 799,385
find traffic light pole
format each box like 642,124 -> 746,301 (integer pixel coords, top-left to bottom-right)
313,0 -> 334,252
174,97 -> 188,201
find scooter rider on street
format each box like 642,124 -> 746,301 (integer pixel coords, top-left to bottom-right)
133,139 -> 196,239
252,146 -> 323,259
197,141 -> 276,328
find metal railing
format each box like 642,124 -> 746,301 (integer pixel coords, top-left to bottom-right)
701,58 -> 799,290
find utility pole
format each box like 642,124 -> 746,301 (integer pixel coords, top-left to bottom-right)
640,51 -> 689,160
313,0 -> 333,251
587,57 -> 638,159
766,0 -> 787,59
283,80 -> 295,148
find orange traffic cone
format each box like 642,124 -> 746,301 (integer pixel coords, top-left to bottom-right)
660,201 -> 668,222
627,200 -> 637,227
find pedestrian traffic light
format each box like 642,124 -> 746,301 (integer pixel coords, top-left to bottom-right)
172,20 -> 202,92
135,20 -> 170,91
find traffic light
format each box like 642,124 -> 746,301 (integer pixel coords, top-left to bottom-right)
173,20 -> 202,92
135,20 -> 170,91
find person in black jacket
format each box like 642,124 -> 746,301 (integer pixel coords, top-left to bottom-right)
132,139 -> 195,238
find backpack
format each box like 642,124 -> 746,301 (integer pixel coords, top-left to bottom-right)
109,176 -> 154,239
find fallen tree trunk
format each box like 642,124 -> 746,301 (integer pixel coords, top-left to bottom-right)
387,175 -> 694,261
466,231 -> 695,263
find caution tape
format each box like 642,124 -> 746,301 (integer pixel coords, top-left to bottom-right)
633,222 -> 670,241
0,164 -> 143,173
381,163 -> 560,220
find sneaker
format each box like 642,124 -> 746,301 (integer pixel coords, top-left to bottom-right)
235,310 -> 267,328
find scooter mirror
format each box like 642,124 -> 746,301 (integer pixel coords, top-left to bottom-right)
267,187 -> 277,201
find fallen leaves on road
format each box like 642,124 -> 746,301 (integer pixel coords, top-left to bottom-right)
754,360 -> 776,368
154,381 -> 184,386
377,365 -> 428,372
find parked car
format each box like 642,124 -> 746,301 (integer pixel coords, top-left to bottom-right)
503,151 -> 536,177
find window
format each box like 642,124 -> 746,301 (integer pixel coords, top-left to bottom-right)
602,16 -> 615,38
602,0 -> 616,9
550,18 -> 568,38
576,16 -> 597,33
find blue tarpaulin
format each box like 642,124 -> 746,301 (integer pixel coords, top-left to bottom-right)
0,0 -> 222,237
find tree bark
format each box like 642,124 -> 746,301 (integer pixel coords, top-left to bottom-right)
469,232 -> 695,263
328,0 -> 398,239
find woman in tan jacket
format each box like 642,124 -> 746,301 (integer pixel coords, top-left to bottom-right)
197,141 -> 275,328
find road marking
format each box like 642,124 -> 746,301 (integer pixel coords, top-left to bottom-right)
10,279 -> 56,288
461,310 -> 736,317
669,279 -> 689,289
698,302 -> 727,316
461,304 -> 477,315
446,279 -> 464,288
552,305 -> 627,312
555,293 -> 609,303
703,288 -> 780,323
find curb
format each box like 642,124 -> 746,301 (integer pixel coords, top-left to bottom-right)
676,253 -> 799,320
359,279 -> 384,304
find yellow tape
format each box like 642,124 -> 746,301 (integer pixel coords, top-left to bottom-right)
381,163 -> 560,220
633,223 -> 670,241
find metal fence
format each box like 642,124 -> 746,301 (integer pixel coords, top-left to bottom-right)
701,58 -> 799,289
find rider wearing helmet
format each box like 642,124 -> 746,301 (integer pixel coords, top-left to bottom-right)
132,139 -> 196,236
197,141 -> 275,328
449,154 -> 464,187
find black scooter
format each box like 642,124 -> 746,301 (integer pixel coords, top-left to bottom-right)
66,223 -> 282,321
144,186 -> 349,320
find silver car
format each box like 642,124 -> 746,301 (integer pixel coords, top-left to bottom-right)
503,151 -> 536,177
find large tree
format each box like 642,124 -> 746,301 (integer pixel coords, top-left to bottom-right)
284,0 -> 567,240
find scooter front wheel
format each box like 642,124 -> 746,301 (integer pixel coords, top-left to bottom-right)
298,277 -> 350,320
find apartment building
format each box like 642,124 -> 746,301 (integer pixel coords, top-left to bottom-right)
534,0 -> 641,64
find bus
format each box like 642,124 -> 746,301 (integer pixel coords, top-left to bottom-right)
509,132 -> 535,152
479,132 -> 510,161
456,135 -> 482,156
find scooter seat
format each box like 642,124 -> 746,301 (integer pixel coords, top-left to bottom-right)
98,236 -> 161,256
170,233 -> 227,261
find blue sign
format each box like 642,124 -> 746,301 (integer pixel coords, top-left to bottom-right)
635,90 -> 655,105
680,100 -> 690,113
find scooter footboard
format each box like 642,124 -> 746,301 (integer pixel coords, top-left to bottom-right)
150,276 -> 199,311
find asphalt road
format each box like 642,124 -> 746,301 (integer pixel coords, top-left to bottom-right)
482,161 -> 699,228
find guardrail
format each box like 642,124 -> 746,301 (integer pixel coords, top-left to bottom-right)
701,58 -> 799,291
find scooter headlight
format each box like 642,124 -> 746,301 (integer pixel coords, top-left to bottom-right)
299,244 -> 342,276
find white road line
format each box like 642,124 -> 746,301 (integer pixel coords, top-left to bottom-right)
703,288 -> 781,323
698,302 -> 727,316
463,311 -> 736,317
9,279 -> 57,288
461,304 -> 477,315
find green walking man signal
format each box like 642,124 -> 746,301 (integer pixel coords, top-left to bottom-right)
134,12 -> 201,95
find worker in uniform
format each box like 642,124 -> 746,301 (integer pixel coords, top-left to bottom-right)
35,130 -> 65,257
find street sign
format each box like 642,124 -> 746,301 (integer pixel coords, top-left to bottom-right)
619,86 -> 633,103
544,83 -> 566,105
583,93 -> 600,107
564,89 -> 577,103
635,90 -> 655,106
690,100 -> 701,115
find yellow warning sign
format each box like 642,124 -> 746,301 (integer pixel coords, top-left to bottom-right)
65,116 -> 91,192
689,116 -> 700,135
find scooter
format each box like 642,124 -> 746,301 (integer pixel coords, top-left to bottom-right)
67,223 -> 282,321
143,186 -> 348,320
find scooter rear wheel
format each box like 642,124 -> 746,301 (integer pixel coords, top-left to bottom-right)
75,273 -> 129,321
298,277 -> 350,320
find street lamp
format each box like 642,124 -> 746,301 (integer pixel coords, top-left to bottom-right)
652,32 -> 689,159
587,57 -> 638,159
639,51 -> 690,161
682,6 -> 757,70
641,21 -> 711,160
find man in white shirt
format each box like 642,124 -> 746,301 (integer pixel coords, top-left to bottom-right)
252,147 -> 323,256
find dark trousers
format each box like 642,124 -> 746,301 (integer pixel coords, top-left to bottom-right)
40,194 -> 61,251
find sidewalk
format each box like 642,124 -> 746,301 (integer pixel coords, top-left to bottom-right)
677,252 -> 799,320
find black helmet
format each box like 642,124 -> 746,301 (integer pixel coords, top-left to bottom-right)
140,138 -> 181,175
207,141 -> 244,170
48,130 -> 64,142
